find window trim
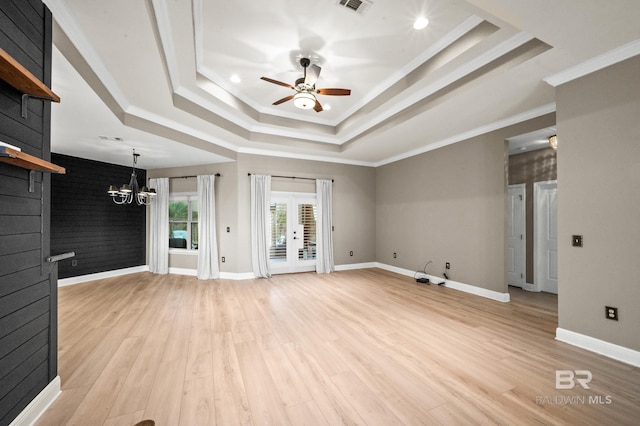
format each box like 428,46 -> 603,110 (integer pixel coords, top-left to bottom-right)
169,192 -> 198,253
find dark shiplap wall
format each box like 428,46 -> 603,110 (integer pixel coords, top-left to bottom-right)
51,153 -> 147,279
0,2 -> 56,425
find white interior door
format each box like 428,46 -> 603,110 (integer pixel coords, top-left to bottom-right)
535,181 -> 558,294
270,192 -> 317,274
507,184 -> 525,288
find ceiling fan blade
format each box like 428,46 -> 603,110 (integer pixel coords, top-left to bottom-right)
260,76 -> 295,89
305,64 -> 321,86
317,88 -> 351,96
313,99 -> 323,112
273,95 -> 295,105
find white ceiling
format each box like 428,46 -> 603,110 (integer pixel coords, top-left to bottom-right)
45,0 -> 640,169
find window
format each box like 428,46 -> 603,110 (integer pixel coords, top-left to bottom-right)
169,194 -> 198,250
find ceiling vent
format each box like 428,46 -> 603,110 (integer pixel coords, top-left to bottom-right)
336,0 -> 372,15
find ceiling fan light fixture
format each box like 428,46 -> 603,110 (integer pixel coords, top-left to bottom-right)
293,92 -> 316,109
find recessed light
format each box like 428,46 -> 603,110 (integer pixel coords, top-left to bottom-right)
230,74 -> 241,83
413,16 -> 429,30
323,104 -> 331,110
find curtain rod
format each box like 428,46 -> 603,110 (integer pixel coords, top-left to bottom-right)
148,173 -> 221,180
247,173 -> 333,182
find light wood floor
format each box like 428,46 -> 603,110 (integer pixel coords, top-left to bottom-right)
37,269 -> 639,425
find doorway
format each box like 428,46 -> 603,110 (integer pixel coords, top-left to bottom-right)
269,192 -> 317,274
534,180 -> 558,294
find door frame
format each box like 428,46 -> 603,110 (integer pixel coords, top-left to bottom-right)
507,184 -> 526,288
533,180 -> 558,293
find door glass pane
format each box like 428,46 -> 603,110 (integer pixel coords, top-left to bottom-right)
270,202 -> 287,262
298,203 -> 317,260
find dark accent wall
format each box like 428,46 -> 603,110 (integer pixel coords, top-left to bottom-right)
508,147 -> 557,283
0,2 -> 56,426
51,153 -> 147,279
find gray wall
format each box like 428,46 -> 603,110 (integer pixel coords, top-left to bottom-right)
148,153 -> 376,273
556,55 -> 640,351
375,114 -> 555,294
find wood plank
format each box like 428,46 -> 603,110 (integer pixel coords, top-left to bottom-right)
0,47 -> 60,102
211,332 -> 253,425
103,410 -> 146,426
235,340 -> 292,426
179,376 -> 215,426
142,359 -> 187,426
64,337 -> 143,425
33,270 -> 640,426
0,146 -> 64,173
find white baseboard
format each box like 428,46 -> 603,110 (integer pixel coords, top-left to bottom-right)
55,263 -> 510,304
168,267 -> 197,276
58,266 -> 149,286
375,262 -> 510,303
168,268 -> 258,280
335,262 -> 377,271
556,328 -> 640,368
220,271 -> 256,280
523,282 -> 538,292
444,278 -> 510,302
9,376 -> 60,426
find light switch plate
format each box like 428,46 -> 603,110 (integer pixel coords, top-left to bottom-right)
572,235 -> 583,247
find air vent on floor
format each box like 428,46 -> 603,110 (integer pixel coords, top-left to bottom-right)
336,0 -> 372,15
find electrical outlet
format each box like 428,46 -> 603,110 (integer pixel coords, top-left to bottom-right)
71,259 -> 78,267
349,251 -> 353,256
221,256 -> 226,263
226,226 -> 230,233
393,252 -> 397,259
445,262 -> 450,270
605,306 -> 618,321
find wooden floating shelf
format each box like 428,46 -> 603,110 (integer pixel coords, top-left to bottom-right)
0,47 -> 60,103
0,146 -> 65,174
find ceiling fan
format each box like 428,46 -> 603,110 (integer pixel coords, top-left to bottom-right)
260,58 -> 351,112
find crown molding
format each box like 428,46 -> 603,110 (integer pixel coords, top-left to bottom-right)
374,103 -> 556,167
238,147 -> 374,167
544,39 -> 640,87
341,31 -> 536,145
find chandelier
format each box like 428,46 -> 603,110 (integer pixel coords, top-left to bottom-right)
107,149 -> 156,205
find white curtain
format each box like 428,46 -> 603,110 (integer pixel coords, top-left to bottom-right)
316,179 -> 335,274
197,175 -> 219,280
149,177 -> 169,274
250,174 -> 271,278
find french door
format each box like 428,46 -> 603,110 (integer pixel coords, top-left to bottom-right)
270,192 -> 317,274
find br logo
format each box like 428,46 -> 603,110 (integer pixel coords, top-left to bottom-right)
555,370 -> 592,389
